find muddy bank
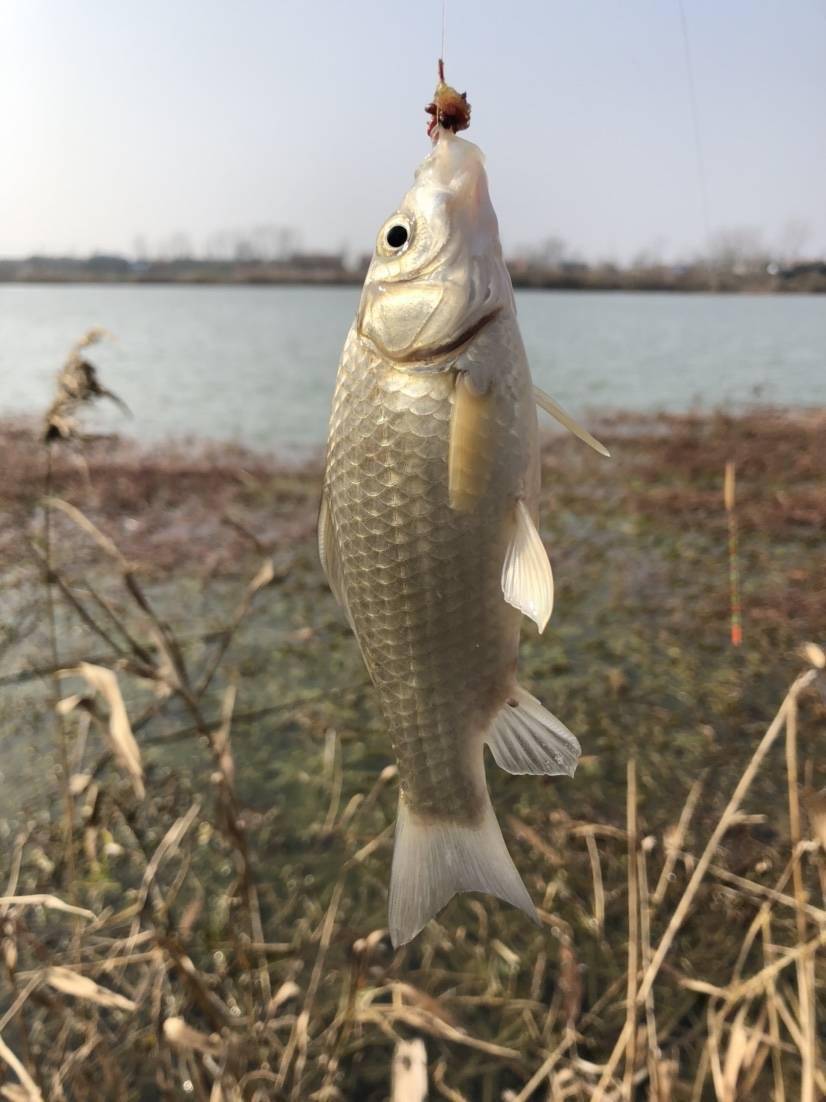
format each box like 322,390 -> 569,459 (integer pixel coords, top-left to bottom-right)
0,408 -> 823,1098
2,407 -> 824,805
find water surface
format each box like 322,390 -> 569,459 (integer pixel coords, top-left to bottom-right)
1,285 -> 824,453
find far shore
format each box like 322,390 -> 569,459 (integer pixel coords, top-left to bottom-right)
2,257 -> 825,294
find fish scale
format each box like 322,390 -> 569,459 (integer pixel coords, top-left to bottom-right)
325,315 -> 536,822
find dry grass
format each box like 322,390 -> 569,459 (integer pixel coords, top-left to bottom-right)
0,345 -> 824,1099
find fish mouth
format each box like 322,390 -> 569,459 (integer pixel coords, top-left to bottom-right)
358,305 -> 501,368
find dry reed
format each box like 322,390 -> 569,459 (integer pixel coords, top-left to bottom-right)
0,350 -> 823,1099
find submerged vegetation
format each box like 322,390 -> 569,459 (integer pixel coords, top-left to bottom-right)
0,360 -> 823,1098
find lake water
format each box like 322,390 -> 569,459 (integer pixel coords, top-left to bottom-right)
1,284 -> 824,454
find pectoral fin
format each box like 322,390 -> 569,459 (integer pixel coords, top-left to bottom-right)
501,500 -> 554,632
318,491 -> 348,612
533,385 -> 610,457
448,373 -> 494,512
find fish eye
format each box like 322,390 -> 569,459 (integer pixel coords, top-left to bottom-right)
377,215 -> 414,257
386,224 -> 408,249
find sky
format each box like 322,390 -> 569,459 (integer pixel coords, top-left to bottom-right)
1,0 -> 824,264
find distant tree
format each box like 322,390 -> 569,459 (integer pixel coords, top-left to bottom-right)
629,250 -> 665,271
252,225 -> 285,262
159,232 -> 193,261
338,239 -> 354,270
233,235 -> 258,262
203,226 -> 304,263
205,231 -> 234,260
283,228 -> 302,260
706,226 -> 768,273
594,256 -> 620,274
508,235 -> 568,269
777,218 -> 812,266
630,243 -> 666,271
536,235 -> 567,268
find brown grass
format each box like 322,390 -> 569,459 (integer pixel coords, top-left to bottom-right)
0,363 -> 824,1099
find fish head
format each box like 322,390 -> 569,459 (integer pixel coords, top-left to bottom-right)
358,130 -> 513,363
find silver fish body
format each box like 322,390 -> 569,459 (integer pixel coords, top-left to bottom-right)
326,312 -> 536,817
321,130 -> 582,945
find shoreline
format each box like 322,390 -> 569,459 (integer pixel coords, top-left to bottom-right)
2,404 -> 823,578
2,274 -> 825,294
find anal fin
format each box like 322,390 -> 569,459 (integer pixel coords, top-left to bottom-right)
501,500 -> 554,632
533,385 -> 610,457
487,685 -> 581,778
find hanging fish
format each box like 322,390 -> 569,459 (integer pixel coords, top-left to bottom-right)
320,72 -> 608,947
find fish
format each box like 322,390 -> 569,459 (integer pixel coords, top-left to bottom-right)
320,90 -> 608,947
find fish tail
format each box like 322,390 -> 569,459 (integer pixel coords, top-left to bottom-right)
388,789 -> 538,947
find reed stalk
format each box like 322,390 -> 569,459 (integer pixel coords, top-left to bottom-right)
785,692 -> 815,1102
42,445 -> 77,896
622,759 -> 639,1100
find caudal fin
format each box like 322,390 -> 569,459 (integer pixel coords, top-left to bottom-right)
388,794 -> 537,947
